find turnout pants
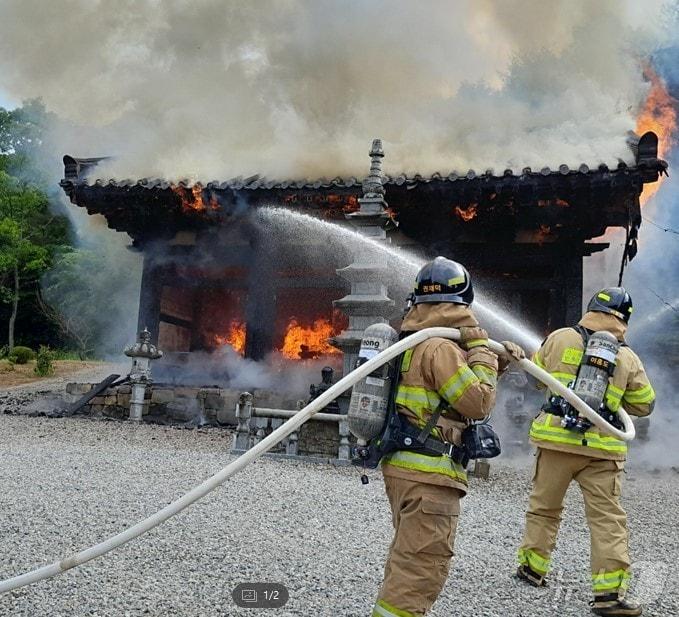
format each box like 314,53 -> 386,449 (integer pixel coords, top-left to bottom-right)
373,476 -> 461,617
518,448 -> 631,596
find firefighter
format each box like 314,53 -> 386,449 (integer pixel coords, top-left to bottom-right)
372,257 -> 524,617
516,287 -> 656,617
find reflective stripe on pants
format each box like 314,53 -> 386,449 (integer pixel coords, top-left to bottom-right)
592,569 -> 632,594
517,547 -> 551,576
372,598 -> 418,617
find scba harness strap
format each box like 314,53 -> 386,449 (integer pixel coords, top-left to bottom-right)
541,397 -> 625,432
353,404 -> 470,470
540,325 -> 624,433
353,350 -> 501,469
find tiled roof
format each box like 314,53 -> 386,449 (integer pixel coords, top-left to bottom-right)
61,160 -> 667,192
61,132 -> 668,191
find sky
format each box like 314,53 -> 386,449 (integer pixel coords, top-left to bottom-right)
0,89 -> 17,110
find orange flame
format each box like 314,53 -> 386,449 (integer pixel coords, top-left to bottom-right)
454,204 -> 478,222
537,198 -> 570,208
279,317 -> 340,360
637,68 -> 677,204
215,320 -> 247,355
171,184 -> 220,212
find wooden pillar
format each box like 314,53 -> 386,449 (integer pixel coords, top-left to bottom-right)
549,253 -> 584,329
137,254 -> 163,345
244,231 -> 277,360
563,254 -> 584,326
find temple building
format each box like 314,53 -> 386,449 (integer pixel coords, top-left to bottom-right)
60,133 -> 667,373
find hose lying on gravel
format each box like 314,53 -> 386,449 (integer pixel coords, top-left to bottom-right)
0,327 -> 634,594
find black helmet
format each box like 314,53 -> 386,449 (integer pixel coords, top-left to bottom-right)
413,257 -> 474,306
587,287 -> 633,323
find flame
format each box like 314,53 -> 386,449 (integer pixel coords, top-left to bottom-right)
454,204 -> 478,222
537,198 -> 569,208
636,68 -> 677,204
279,317 -> 341,359
215,320 -> 247,355
171,184 -> 219,212
535,224 -> 552,244
282,193 -> 358,216
341,195 -> 359,213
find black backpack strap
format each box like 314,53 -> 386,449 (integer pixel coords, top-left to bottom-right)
384,352 -> 405,421
572,324 -> 590,345
417,407 -> 444,443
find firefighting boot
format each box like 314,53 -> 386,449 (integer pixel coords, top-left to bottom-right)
589,593 -> 642,616
516,565 -> 547,587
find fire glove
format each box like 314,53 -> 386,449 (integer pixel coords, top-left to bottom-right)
458,326 -> 489,350
498,340 -> 526,373
502,341 -> 525,361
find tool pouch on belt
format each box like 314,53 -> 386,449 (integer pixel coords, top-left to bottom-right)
462,422 -> 502,459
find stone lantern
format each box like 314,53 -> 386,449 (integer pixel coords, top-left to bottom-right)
124,328 -> 163,421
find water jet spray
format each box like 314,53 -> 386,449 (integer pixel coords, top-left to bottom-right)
258,207 -> 544,350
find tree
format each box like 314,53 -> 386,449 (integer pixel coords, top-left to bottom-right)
0,101 -> 70,351
41,247 -> 141,359
0,99 -> 55,185
0,171 -> 62,350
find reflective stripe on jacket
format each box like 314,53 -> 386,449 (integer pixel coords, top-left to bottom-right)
530,311 -> 655,461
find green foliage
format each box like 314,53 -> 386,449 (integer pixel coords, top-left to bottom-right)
0,101 -> 71,350
42,247 -> 141,358
52,349 -> 90,361
0,100 -> 56,186
34,345 -> 55,376
9,345 -> 34,364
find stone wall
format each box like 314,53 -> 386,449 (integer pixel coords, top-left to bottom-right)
64,383 -> 299,425
298,420 -> 343,457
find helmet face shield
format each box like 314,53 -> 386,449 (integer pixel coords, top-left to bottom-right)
587,287 -> 633,323
413,256 -> 474,306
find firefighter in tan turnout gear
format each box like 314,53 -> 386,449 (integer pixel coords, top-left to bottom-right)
372,257 -> 523,617
516,287 -> 656,617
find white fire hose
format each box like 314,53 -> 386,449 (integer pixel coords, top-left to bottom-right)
0,327 -> 634,594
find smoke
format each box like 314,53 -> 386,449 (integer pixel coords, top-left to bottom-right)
154,346 -> 338,400
579,46 -> 679,469
623,150 -> 679,469
0,0 -> 675,181
28,112 -> 144,358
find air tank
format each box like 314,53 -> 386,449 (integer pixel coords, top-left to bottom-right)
347,323 -> 399,444
572,330 -> 620,410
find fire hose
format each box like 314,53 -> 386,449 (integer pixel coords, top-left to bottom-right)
0,327 -> 634,594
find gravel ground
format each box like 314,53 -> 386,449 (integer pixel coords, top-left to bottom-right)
0,413 -> 677,617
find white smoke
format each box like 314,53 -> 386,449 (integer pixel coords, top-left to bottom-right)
0,0 -> 674,181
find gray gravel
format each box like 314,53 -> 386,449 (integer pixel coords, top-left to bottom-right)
0,413 -> 677,617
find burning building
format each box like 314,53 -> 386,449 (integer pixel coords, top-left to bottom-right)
60,133 -> 667,378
